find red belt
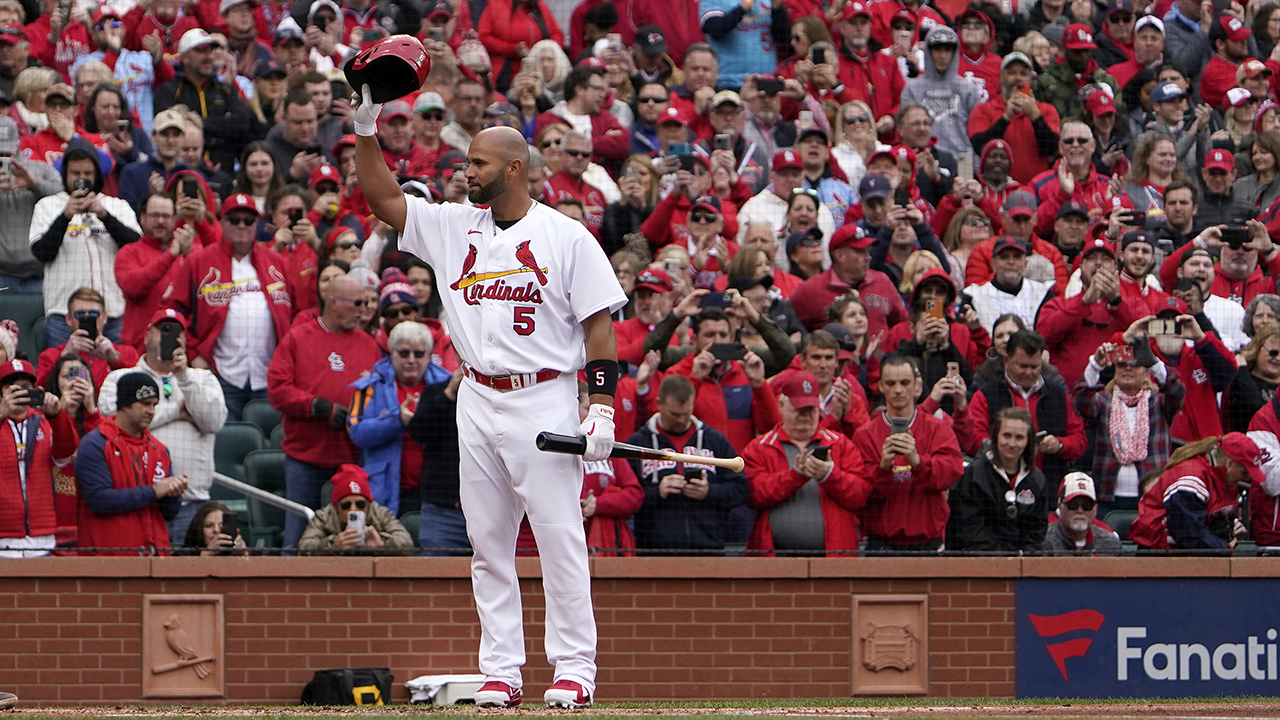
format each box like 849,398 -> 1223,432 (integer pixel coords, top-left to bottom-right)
463,365 -> 561,391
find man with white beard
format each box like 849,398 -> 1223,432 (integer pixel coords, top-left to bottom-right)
1041,473 -> 1122,555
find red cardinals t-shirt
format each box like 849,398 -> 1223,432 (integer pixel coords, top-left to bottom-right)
398,380 -> 424,492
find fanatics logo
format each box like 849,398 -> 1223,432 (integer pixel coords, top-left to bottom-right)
1029,609 -> 1105,681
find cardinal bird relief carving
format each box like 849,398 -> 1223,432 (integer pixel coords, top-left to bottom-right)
142,595 -> 225,698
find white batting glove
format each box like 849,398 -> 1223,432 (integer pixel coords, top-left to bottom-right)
353,83 -> 383,137
578,403 -> 616,462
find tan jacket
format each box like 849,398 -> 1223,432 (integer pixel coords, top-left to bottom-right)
297,502 -> 414,553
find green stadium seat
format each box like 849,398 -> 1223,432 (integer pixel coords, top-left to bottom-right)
208,480 -> 249,519
320,480 -> 333,508
269,423 -> 284,449
398,511 -> 421,548
242,399 -> 281,438
1103,510 -> 1139,541
243,449 -> 287,547
31,316 -> 47,356
213,422 -> 264,480
0,291 -> 46,359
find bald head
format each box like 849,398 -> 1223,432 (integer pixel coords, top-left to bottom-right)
330,275 -> 361,297
466,126 -> 532,205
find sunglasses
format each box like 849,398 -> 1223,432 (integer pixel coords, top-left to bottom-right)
637,96 -> 667,104
961,21 -> 986,29
690,211 -> 718,223
1061,136 -> 1092,145
1269,348 -> 1280,359
333,296 -> 367,308
965,217 -> 991,227
540,140 -> 561,149
334,241 -> 361,250
224,215 -> 256,226
791,188 -> 819,198
844,115 -> 871,125
96,20 -> 123,29
794,236 -> 822,248
384,306 -> 417,319
562,148 -> 590,158
1109,13 -> 1134,21
1065,497 -> 1096,511
339,499 -> 368,511
396,349 -> 427,359
420,111 -> 445,121
73,310 -> 101,320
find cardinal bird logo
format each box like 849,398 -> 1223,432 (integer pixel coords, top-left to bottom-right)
451,243 -> 479,291
515,241 -> 547,286
161,615 -> 212,679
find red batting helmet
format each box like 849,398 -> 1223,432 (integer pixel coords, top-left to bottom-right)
343,34 -> 431,104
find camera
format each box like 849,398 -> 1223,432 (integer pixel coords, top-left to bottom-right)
1222,226 -> 1251,249
73,178 -> 92,194
699,292 -> 733,309
22,388 -> 45,407
1147,318 -> 1183,336
709,342 -> 747,361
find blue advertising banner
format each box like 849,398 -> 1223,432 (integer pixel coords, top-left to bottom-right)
1016,578 -> 1280,698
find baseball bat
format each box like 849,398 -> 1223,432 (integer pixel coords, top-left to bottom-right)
536,432 -> 745,473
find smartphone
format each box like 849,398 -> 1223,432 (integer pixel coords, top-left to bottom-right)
894,187 -> 911,207
924,297 -> 945,321
1173,277 -> 1197,293
700,291 -> 733,309
346,510 -> 366,546
361,26 -> 386,44
810,46 -> 825,65
182,179 -> 198,199
69,365 -> 90,384
713,133 -> 732,152
683,468 -> 704,482
73,178 -> 92,194
0,154 -> 10,177
78,313 -> 98,341
1034,430 -> 1049,442
957,153 -> 974,181
889,416 -> 911,435
623,164 -> 640,180
1222,226 -> 1251,248
797,110 -> 814,131
159,323 -> 181,362
1015,81 -> 1031,96
709,342 -> 747,361
678,153 -> 695,173
521,55 -> 538,76
115,119 -> 129,132
667,142 -> 693,157
305,143 -> 324,157
1107,344 -> 1134,364
313,14 -> 328,31
287,207 -> 304,227
811,446 -> 831,462
219,512 -> 239,543
946,361 -> 960,378
1125,211 -> 1147,226
22,388 -> 45,407
428,27 -> 445,42
606,32 -> 623,52
756,77 -> 784,95
1148,318 -> 1183,336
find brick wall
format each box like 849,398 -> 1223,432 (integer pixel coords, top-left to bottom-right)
0,556 -> 1256,705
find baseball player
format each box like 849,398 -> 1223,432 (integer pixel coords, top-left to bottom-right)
352,84 -> 626,709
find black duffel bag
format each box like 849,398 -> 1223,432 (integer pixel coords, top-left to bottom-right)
301,668 -> 394,706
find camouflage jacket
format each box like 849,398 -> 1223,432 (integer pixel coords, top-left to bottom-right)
1032,61 -> 1122,121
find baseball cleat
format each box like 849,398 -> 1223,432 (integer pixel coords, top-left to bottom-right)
544,679 -> 593,709
474,681 -> 522,708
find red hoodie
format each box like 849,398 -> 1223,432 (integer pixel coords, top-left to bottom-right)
868,1 -> 945,49
0,409 -> 77,539
967,91 -> 1061,186
880,267 -> 993,371
669,351 -> 783,452
164,170 -> 223,247
1248,398 -> 1280,546
744,425 -> 872,556
837,44 -> 906,134
851,407 -> 964,545
956,11 -> 1002,104
478,0 -> 565,86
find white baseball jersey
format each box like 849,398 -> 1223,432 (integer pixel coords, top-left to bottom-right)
401,198 -> 627,376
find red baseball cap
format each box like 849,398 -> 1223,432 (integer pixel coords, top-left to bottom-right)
772,149 -> 802,171
1219,15 -> 1251,43
91,7 -> 122,24
829,223 -> 872,252
1108,193 -> 1135,212
1241,58 -> 1272,79
332,134 -> 357,157
657,107 -> 687,126
1221,432 -> 1269,488
1084,91 -> 1116,116
147,308 -> 188,331
309,164 -> 341,188
1226,87 -> 1255,108
220,193 -> 260,217
1063,23 -> 1097,50
1080,237 -> 1116,259
1205,148 -> 1236,173
634,267 -> 673,293
0,358 -> 35,384
0,24 -> 24,44
842,0 -> 871,19
775,370 -> 820,409
1154,295 -> 1189,317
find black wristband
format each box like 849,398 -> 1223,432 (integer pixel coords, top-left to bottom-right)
585,359 -> 619,398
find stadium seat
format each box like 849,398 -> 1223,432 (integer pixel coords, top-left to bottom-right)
208,479 -> 249,519
0,292 -> 46,360
1103,510 -> 1139,541
269,423 -> 284,449
320,480 -> 333,508
242,399 -> 282,438
30,316 -> 47,356
243,449 -> 286,547
398,511 -> 421,548
213,422 -> 265,480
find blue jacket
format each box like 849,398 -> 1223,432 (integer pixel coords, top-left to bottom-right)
625,414 -> 748,550
347,356 -> 451,515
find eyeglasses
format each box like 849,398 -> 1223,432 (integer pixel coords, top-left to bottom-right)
224,215 -> 256,226
396,349 -> 427,359
332,296 -> 367,307
637,96 -> 667,104
1061,136 -> 1092,145
1065,497 -> 1096,511
144,212 -> 176,220
420,111 -> 445,121
384,306 -> 417,319
961,21 -> 986,29
690,211 -> 718,223
1109,12 -> 1134,21
562,148 -> 591,158
339,499 -> 368,511
334,241 -> 361,250
1005,489 -> 1018,519
844,115 -> 871,125
965,217 -> 991,227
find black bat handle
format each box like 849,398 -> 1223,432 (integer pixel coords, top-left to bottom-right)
536,432 -> 587,455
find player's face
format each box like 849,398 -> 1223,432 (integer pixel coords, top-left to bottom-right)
657,394 -> 694,434
464,146 -> 511,205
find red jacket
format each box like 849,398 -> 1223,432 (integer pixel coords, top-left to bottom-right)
639,186 -> 741,248
478,0 -> 565,83
616,0 -> 703,64
1159,240 -> 1280,306
1035,291 -> 1150,389
1166,333 -> 1234,444
837,46 -> 906,129
669,352 -> 782,452
267,316 -> 382,468
1129,455 -> 1235,550
0,409 -> 77,539
789,266 -> 908,336
613,375 -> 659,442
614,316 -> 681,366
36,343 -> 140,390
967,376 -> 1089,465
161,239 -> 295,371
122,6 -> 202,54
75,417 -> 172,555
382,142 -> 437,179
534,107 -> 630,163
667,90 -> 714,141
744,425 -> 872,555
868,1 -> 944,49
19,126 -> 106,167
1029,161 -> 1112,238
116,236 -> 182,349
546,171 -> 607,238
967,95 -> 1061,185
850,408 -> 964,545
1200,54 -> 1240,111
1248,398 -> 1280,546
957,14 -> 1002,105
279,241 -> 320,315
23,19 -> 95,80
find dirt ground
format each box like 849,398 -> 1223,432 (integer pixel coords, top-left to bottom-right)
9,702 -> 1280,719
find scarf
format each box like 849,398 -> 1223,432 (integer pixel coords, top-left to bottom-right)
1110,386 -> 1150,465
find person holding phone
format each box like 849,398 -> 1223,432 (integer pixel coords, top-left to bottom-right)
35,288 -> 140,391
742,370 -> 871,556
851,355 -> 964,554
99,309 -> 228,548
115,193 -> 199,348
967,51 -> 1062,186
296,464 -> 413,553
180,501 -> 247,555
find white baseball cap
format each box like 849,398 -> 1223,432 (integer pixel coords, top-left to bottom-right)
177,29 -> 216,54
1061,472 -> 1097,502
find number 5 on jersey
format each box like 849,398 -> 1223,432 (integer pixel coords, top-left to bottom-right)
513,306 -> 536,335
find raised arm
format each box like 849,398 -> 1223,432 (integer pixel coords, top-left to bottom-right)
353,85 -> 408,234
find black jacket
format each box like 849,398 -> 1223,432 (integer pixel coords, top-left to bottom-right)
154,72 -> 253,172
946,451 -> 1051,553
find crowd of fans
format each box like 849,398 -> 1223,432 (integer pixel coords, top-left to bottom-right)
6,0 -> 1280,558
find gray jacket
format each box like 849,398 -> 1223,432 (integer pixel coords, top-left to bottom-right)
899,26 -> 982,160
1040,517 -> 1124,555
0,153 -> 63,279
298,502 -> 415,553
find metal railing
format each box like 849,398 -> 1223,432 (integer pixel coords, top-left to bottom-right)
211,472 -> 314,522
